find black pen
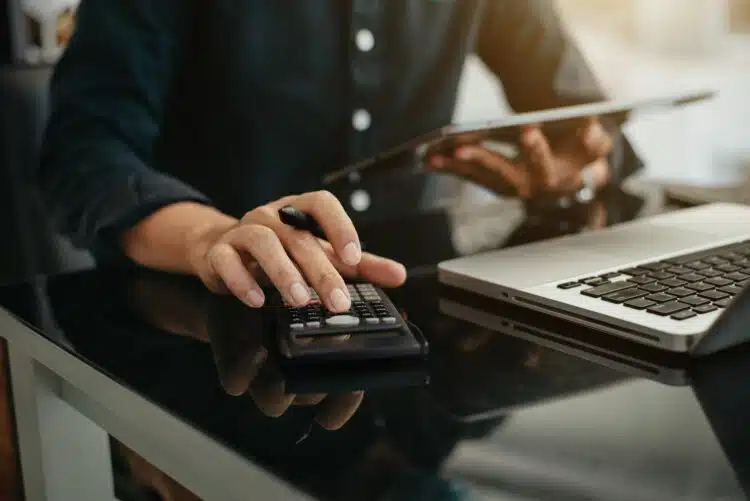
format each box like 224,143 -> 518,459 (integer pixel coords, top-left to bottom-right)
278,205 -> 327,240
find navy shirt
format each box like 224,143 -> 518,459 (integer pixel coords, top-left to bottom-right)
39,0 -> 636,253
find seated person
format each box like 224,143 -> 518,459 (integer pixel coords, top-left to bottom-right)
39,0 -> 636,310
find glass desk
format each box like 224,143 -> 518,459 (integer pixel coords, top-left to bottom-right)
1,182 -> 747,501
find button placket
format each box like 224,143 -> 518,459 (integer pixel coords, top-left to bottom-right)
347,0 -> 383,211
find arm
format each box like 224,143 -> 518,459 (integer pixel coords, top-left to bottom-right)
39,0 -> 219,267
40,0 -> 406,309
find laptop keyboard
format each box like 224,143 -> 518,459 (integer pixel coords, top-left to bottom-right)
557,241 -> 750,321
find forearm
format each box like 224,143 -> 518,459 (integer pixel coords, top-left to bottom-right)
121,202 -> 238,277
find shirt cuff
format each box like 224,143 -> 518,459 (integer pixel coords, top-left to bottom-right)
85,170 -> 211,262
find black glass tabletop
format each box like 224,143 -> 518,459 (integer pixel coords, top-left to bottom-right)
1,183 -> 747,501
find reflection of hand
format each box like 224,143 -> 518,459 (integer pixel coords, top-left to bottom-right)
427,118 -> 612,199
128,273 -> 364,430
207,298 -> 364,430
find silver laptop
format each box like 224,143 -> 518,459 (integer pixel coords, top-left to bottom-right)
438,203 -> 750,354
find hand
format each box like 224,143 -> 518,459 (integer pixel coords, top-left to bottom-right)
128,273 -> 365,430
188,191 -> 406,312
427,117 -> 613,199
208,298 -> 364,430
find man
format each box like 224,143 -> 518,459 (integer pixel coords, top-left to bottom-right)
40,0 -> 635,313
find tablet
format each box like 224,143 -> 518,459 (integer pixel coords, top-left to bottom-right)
322,89 -> 715,185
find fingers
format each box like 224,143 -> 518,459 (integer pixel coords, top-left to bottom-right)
248,370 -> 295,418
315,392 -> 365,430
579,117 -> 613,160
207,243 -> 266,308
430,146 -> 528,197
273,227 -> 351,312
520,125 -> 555,190
225,224 -> 311,308
288,191 -> 362,267
319,241 -> 407,288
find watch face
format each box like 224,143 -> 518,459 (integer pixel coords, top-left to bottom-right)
19,0 -> 79,64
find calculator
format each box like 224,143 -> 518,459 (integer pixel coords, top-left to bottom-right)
276,283 -> 429,363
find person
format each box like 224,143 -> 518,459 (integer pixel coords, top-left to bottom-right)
39,0 -> 636,312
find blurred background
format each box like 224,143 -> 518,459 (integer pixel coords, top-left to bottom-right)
456,0 -> 750,196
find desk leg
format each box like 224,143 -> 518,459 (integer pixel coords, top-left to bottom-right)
6,341 -> 116,501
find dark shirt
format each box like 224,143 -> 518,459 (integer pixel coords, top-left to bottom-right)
39,0 -> 638,255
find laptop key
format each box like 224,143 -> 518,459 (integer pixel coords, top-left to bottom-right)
718,284 -> 744,295
646,292 -> 675,303
686,282 -> 714,292
557,282 -> 582,290
699,289 -> 730,301
602,288 -> 648,304
624,298 -> 657,310
648,301 -> 689,316
704,256 -> 728,266
671,310 -> 697,321
716,264 -> 740,273
685,261 -> 710,270
666,267 -> 692,275
660,278 -> 687,288
725,272 -> 750,282
600,272 -> 621,280
581,281 -> 634,298
620,267 -> 649,276
698,269 -> 722,278
629,275 -> 655,285
694,304 -> 719,314
715,298 -> 733,308
666,287 -> 694,298
704,277 -> 733,287
648,271 -> 674,280
679,273 -> 705,283
582,277 -> 609,286
640,262 -> 670,271
639,282 -> 667,293
679,295 -> 710,307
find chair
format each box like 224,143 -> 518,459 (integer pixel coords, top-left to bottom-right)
0,65 -> 93,285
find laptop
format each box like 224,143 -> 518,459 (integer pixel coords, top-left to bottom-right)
438,203 -> 750,354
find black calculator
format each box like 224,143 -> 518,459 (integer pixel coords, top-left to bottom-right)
276,283 -> 429,363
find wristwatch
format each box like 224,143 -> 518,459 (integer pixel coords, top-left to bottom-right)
524,163 -> 598,212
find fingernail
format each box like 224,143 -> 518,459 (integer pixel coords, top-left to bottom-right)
585,124 -> 604,149
341,241 -> 362,266
456,148 -> 472,161
289,282 -> 309,306
523,130 -> 540,147
244,288 -> 265,308
329,288 -> 350,312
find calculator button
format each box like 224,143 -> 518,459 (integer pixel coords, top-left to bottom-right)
290,323 -> 305,330
325,315 -> 361,327
381,317 -> 397,324
306,321 -> 321,328
364,317 -> 380,325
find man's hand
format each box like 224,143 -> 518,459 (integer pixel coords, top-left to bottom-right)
128,274 -> 365,430
427,117 -> 613,199
187,191 -> 406,311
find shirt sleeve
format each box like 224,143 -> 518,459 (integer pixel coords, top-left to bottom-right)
39,0 -> 210,257
475,0 -> 642,182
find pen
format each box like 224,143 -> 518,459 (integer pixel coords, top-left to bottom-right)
278,205 -> 327,240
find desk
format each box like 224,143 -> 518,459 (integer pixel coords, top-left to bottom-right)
0,183 -> 748,501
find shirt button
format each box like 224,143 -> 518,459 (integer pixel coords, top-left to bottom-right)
350,189 -> 371,212
355,29 -> 375,52
352,109 -> 371,131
